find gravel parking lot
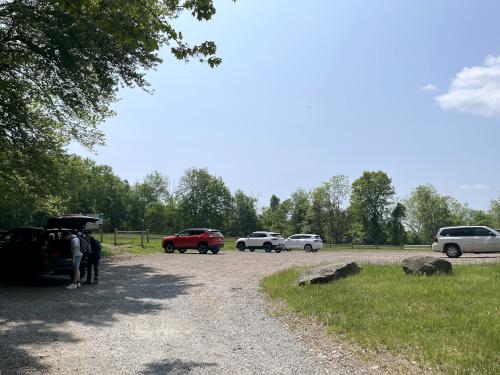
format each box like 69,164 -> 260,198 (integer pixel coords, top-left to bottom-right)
1,250 -> 498,375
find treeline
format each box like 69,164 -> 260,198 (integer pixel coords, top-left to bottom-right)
1,155 -> 499,244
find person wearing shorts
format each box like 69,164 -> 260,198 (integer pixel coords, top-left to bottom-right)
65,231 -> 82,289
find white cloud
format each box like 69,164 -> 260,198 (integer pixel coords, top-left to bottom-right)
458,184 -> 492,191
421,84 -> 438,92
436,55 -> 500,118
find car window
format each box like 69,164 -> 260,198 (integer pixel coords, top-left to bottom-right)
456,228 -> 473,236
472,227 -> 494,236
313,235 -> 321,240
178,230 -> 190,236
440,229 -> 451,236
190,230 -> 206,236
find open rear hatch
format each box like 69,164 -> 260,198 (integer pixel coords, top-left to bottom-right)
45,215 -> 98,231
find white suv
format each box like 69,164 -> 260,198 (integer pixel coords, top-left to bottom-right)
284,234 -> 323,252
236,232 -> 285,253
432,226 -> 500,258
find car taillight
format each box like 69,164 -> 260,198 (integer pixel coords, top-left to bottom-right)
314,239 -> 321,242
434,236 -> 438,243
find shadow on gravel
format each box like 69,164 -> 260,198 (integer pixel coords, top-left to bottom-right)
0,262 -> 202,374
142,359 -> 218,374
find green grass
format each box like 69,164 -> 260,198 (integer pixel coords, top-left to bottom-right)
261,264 -> 500,374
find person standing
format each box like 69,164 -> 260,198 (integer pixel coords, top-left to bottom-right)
65,231 -> 82,289
85,234 -> 101,284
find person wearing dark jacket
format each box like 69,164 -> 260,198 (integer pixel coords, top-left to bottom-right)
85,234 -> 101,284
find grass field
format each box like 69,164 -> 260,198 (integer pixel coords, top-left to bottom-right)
99,233 -> 430,256
261,264 -> 500,375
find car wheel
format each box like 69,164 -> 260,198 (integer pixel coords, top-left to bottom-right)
445,244 -> 461,258
178,248 -> 187,254
304,244 -> 313,252
164,243 -> 175,253
237,242 -> 246,251
198,243 -> 208,254
264,243 -> 272,253
211,248 -> 220,254
249,248 -> 255,252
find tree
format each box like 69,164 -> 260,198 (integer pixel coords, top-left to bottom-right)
489,197 -> 500,228
227,190 -> 259,236
304,186 -> 327,240
403,184 -> 453,244
176,168 -> 232,230
289,189 -> 310,234
323,175 -> 351,244
1,0 -> 224,154
468,210 -> 493,226
350,171 -> 395,244
261,196 -> 292,235
389,203 -> 406,245
270,195 -> 280,212
129,171 -> 170,229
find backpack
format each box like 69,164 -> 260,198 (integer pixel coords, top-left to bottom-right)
78,235 -> 91,254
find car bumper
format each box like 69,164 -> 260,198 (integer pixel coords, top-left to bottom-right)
209,241 -> 224,249
432,243 -> 443,252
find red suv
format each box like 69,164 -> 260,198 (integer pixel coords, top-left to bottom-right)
162,228 -> 224,254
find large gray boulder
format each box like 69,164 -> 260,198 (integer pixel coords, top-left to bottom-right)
402,256 -> 452,275
297,262 -> 361,286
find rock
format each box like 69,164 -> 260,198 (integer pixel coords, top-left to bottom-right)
402,256 -> 452,275
297,262 -> 361,286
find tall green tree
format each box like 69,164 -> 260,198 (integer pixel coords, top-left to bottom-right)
1,0 -> 224,154
350,171 -> 395,244
323,175 -> 351,244
176,168 -> 232,230
129,171 -> 170,229
403,184 -> 453,243
289,189 -> 310,234
489,197 -> 500,228
227,190 -> 259,236
389,203 -> 407,245
304,186 -> 327,240
261,196 -> 292,235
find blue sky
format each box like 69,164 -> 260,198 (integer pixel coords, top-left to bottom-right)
70,0 -> 500,209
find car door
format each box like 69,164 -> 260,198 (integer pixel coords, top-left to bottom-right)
472,227 -> 499,252
175,229 -> 191,248
285,235 -> 299,249
455,227 -> 474,252
255,233 -> 267,248
245,233 -> 256,247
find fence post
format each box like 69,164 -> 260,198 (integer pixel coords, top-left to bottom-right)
114,228 -> 117,246
147,229 -> 150,243
99,224 -> 103,243
141,229 -> 144,248
351,242 -> 354,249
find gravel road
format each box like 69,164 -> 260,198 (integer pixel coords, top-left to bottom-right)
1,250 -> 498,374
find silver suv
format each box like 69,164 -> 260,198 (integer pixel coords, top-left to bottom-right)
432,226 -> 500,258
